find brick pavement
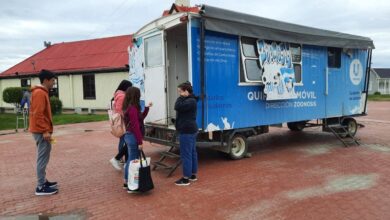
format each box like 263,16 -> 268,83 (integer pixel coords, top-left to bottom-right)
0,101 -> 389,220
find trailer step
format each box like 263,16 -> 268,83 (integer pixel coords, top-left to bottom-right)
325,124 -> 360,147
152,145 -> 181,177
160,151 -> 181,158
153,161 -> 170,168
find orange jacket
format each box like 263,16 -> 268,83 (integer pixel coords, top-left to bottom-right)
29,85 -> 53,133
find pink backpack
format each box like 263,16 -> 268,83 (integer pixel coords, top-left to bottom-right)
108,100 -> 126,138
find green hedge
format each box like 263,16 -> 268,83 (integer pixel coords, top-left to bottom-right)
50,96 -> 63,115
3,87 -> 24,107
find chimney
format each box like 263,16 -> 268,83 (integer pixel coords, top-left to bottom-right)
175,0 -> 190,7
44,41 -> 51,48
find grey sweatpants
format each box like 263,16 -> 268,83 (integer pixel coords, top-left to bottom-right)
32,133 -> 52,188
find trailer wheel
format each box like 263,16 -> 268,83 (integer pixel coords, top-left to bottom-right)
340,118 -> 358,138
228,134 -> 248,160
287,121 -> 306,131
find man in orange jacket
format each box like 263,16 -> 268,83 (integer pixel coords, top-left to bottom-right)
29,69 -> 58,196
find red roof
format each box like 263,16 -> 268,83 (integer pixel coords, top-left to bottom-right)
163,3 -> 200,16
0,35 -> 132,78
174,5 -> 200,13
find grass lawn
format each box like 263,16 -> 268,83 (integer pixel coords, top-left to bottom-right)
0,113 -> 108,131
368,94 -> 390,101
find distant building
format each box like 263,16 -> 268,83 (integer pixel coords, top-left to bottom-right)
369,68 -> 390,94
0,35 -> 131,111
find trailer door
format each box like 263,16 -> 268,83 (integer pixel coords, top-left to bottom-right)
325,67 -> 342,117
143,32 -> 167,124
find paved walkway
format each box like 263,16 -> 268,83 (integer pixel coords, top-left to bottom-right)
1,102 -> 389,220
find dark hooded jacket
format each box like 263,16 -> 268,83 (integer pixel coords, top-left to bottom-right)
174,94 -> 198,134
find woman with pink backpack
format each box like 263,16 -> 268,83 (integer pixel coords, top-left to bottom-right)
109,80 -> 132,170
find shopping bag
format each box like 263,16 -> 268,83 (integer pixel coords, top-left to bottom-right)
127,153 -> 151,191
128,159 -> 140,190
138,150 -> 154,192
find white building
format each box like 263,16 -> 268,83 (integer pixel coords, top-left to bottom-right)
0,35 -> 131,111
369,68 -> 390,95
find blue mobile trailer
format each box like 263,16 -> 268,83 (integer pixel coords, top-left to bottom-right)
129,5 -> 374,159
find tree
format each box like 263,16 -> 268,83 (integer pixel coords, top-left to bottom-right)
3,87 -> 24,108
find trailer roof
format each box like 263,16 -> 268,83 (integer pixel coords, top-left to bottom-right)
200,5 -> 374,49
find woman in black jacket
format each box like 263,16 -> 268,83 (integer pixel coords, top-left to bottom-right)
174,82 -> 199,186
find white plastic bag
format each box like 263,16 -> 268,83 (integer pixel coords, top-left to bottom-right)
128,157 -> 151,190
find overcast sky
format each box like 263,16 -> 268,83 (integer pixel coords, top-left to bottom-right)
0,0 -> 389,72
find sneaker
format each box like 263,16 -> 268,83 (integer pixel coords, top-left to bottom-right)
35,185 -> 58,196
45,180 -> 58,188
119,159 -> 125,165
109,158 -> 122,171
123,183 -> 128,189
127,189 -> 139,194
175,177 -> 190,186
189,175 -> 198,182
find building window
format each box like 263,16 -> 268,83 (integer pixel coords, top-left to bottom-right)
83,74 -> 96,99
239,37 -> 263,83
328,47 -> 341,68
21,78 -> 31,87
49,78 -> 59,97
145,34 -> 163,67
379,81 -> 385,91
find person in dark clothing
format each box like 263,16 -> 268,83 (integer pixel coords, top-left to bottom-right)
174,81 -> 199,186
20,89 -> 31,110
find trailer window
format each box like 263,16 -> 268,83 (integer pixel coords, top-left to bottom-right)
240,37 -> 263,83
293,64 -> 302,83
145,34 -> 162,67
290,44 -> 302,84
328,47 -> 341,68
245,60 -> 263,81
242,37 -> 257,57
290,44 -> 301,63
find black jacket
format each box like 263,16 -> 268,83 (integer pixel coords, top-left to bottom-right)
174,95 -> 198,134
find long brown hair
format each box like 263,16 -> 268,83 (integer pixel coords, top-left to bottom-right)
122,87 -> 141,112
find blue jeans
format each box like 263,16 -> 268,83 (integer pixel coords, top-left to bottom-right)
124,132 -> 140,180
179,133 -> 198,178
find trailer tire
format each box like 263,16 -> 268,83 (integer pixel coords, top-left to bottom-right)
228,134 -> 248,160
341,118 -> 358,138
287,121 -> 306,131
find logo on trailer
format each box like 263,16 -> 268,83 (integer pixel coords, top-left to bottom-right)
349,59 -> 363,85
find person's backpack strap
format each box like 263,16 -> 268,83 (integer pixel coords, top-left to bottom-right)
109,98 -> 114,111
